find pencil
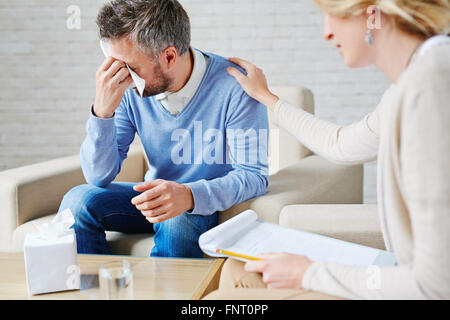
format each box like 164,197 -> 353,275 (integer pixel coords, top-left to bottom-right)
216,249 -> 261,261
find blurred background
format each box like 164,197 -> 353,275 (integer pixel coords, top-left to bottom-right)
0,0 -> 390,203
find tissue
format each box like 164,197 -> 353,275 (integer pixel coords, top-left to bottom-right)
24,209 -> 79,295
33,207 -> 75,242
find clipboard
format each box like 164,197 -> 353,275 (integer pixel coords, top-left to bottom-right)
199,210 -> 396,266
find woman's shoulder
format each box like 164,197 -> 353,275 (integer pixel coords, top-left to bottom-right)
391,44 -> 450,126
398,44 -> 450,94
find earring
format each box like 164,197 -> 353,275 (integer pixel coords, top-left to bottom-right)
365,29 -> 374,45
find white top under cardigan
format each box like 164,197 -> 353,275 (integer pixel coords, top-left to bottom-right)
272,36 -> 450,299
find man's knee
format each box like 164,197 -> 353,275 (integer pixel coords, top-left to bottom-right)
62,184 -> 93,201
60,184 -> 109,222
152,213 -> 217,258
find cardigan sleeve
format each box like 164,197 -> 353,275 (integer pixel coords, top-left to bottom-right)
272,85 -> 394,165
302,70 -> 450,300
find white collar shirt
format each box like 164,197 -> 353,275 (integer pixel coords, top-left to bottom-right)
154,47 -> 208,115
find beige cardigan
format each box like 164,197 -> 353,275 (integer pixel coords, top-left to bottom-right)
272,41 -> 450,299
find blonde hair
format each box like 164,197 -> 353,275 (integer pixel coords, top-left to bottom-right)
313,0 -> 450,37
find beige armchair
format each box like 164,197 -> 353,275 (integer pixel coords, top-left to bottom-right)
0,86 -> 364,256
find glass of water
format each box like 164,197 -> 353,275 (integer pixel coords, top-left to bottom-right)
98,260 -> 134,300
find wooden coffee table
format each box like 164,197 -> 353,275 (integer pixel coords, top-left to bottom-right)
0,252 -> 224,300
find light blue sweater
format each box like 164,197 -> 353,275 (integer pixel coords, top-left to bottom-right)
81,50 -> 269,216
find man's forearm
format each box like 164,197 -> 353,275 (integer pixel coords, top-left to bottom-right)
80,107 -> 122,187
185,169 -> 268,216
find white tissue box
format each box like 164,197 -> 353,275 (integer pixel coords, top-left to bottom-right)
24,228 -> 79,295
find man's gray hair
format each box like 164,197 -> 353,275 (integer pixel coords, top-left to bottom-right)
97,0 -> 191,58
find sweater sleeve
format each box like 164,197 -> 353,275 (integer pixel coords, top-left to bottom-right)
302,77 -> 450,300
80,92 -> 136,187
272,86 -> 395,165
185,89 -> 269,216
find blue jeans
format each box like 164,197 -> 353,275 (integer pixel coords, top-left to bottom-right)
58,182 -> 218,258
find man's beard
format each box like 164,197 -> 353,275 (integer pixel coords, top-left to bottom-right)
138,63 -> 172,98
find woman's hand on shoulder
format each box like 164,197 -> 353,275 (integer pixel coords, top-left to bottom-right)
227,57 -> 280,111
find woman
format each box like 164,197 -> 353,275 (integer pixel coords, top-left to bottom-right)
205,0 -> 450,300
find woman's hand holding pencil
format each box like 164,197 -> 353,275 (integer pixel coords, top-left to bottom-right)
216,249 -> 314,289
246,252 -> 314,289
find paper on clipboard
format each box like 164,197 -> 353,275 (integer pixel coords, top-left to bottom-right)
199,210 -> 397,266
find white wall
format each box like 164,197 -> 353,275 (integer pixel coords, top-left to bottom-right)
0,0 -> 389,202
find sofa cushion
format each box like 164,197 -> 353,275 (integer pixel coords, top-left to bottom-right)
12,213 -> 154,256
279,204 -> 385,250
107,232 -> 154,257
220,156 -> 363,225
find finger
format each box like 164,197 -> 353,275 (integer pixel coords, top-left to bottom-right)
99,56 -> 116,72
111,67 -> 130,84
244,260 -> 266,273
133,179 -> 164,192
140,204 -> 163,217
227,67 -> 246,83
135,195 -> 165,211
228,57 -> 254,71
104,60 -> 127,80
145,212 -> 172,224
141,204 -> 171,218
119,75 -> 133,90
131,184 -> 165,205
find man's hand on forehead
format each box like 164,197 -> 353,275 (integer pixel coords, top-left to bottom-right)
92,55 -> 133,119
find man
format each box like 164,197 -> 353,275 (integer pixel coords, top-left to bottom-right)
58,0 -> 269,258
